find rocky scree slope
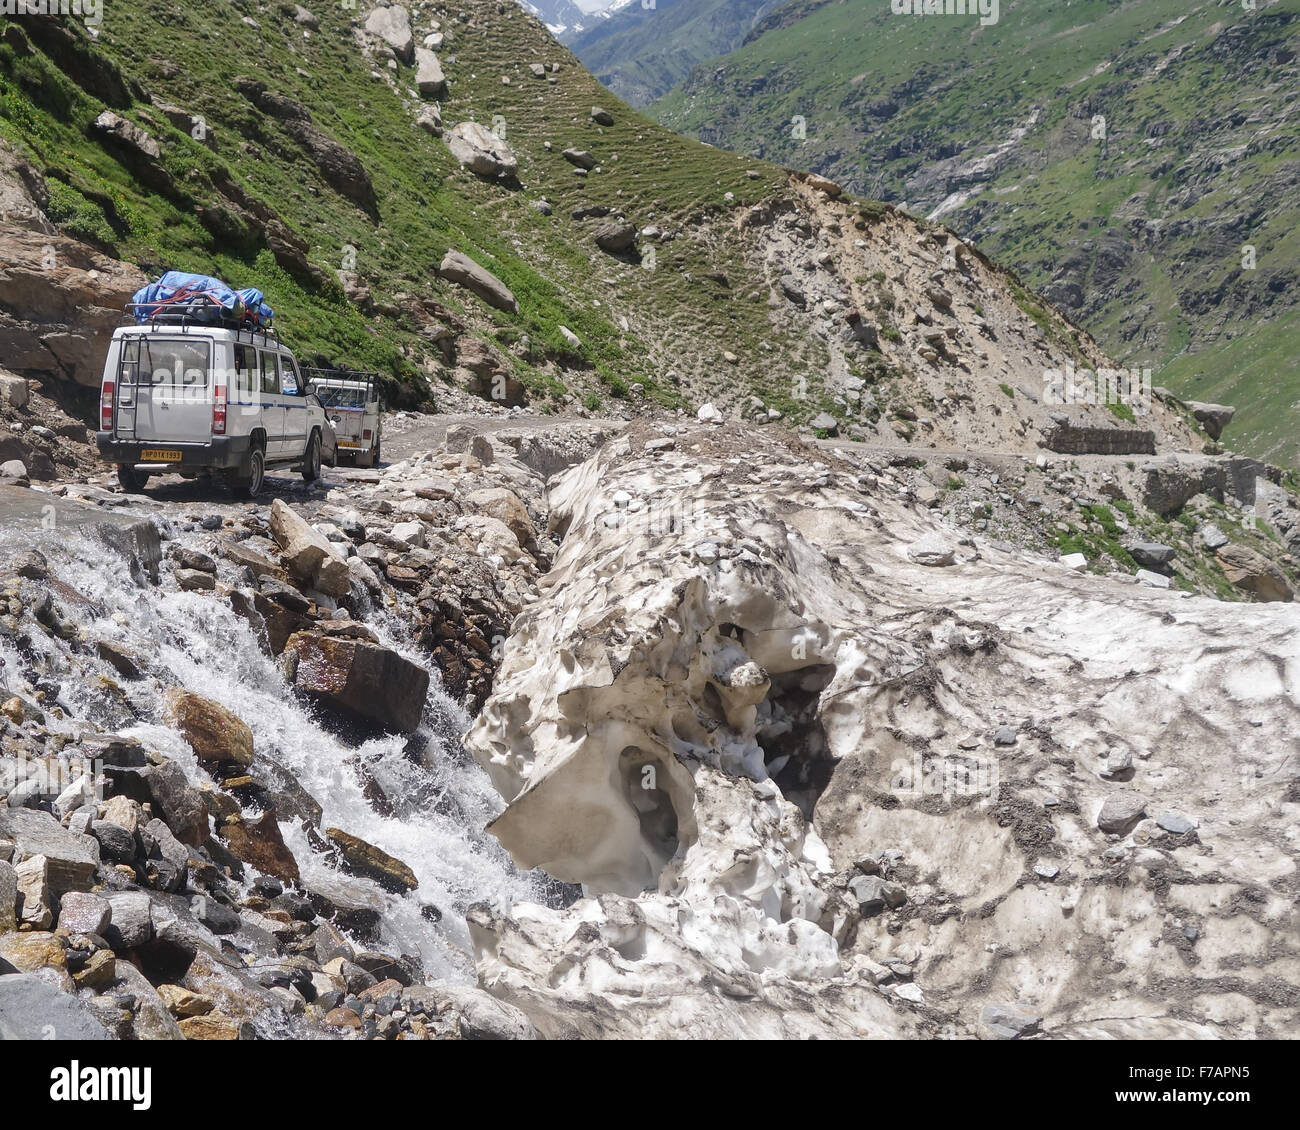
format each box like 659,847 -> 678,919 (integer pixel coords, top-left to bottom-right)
652,0 -> 1300,467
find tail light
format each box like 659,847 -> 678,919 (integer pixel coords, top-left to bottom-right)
363,428 -> 373,440
213,384 -> 227,435
100,381 -> 115,430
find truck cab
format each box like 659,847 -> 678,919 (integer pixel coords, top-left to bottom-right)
306,370 -> 383,468
96,321 -> 330,497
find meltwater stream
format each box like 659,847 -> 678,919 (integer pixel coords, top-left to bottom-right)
0,516 -> 545,982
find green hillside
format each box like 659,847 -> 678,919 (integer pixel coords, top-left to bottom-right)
0,1 -> 788,411
652,0 -> 1300,467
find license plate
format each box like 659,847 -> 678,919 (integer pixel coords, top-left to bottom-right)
338,441 -> 360,448
141,448 -> 182,462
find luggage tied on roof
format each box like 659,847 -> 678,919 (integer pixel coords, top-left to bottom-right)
129,271 -> 275,328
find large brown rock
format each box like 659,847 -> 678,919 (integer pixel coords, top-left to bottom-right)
0,229 -> 147,388
1216,544 -> 1293,602
163,688 -> 254,768
217,810 -> 300,885
325,828 -> 418,892
594,222 -> 637,254
439,250 -> 518,314
282,631 -> 430,733
465,487 -> 534,548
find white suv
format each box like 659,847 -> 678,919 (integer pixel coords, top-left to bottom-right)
96,323 -> 331,497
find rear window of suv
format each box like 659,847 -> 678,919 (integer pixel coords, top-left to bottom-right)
144,339 -> 210,388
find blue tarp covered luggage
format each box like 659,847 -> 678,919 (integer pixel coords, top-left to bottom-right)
130,271 -> 274,328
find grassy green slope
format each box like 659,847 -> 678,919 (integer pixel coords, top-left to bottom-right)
0,1 -> 785,409
652,0 -> 1300,466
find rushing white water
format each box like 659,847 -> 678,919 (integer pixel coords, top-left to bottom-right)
1,518 -> 545,982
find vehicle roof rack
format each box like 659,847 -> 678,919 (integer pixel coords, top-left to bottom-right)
121,304 -> 282,346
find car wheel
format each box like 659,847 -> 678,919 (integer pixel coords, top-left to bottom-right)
301,431 -> 321,482
116,465 -> 150,493
233,448 -> 265,499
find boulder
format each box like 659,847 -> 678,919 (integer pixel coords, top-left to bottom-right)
562,148 -> 596,170
325,828 -> 419,892
1097,791 -> 1146,834
907,533 -> 956,567
1216,544 -> 1293,602
269,498 -> 351,597
0,808 -> 99,891
178,1012 -> 243,1040
91,110 -> 160,161
0,973 -> 111,1040
14,855 -> 52,927
282,631 -> 430,733
163,688 -> 254,768
1127,541 -> 1176,570
465,487 -> 534,548
1199,523 -> 1229,550
980,1002 -> 1042,1040
444,120 -> 518,179
90,820 -> 136,864
414,48 -> 447,98
113,961 -> 184,1039
593,222 -> 636,254
56,891 -> 111,936
0,371 -> 28,409
417,105 -> 443,136
1141,459 -> 1217,515
140,759 -> 210,846
217,811 -> 300,885
434,983 -> 536,1040
590,106 -> 614,126
1186,401 -> 1235,441
805,173 -> 842,198
438,250 -> 518,314
103,891 -> 153,950
0,860 -> 15,932
779,274 -> 806,307
364,5 -> 414,63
